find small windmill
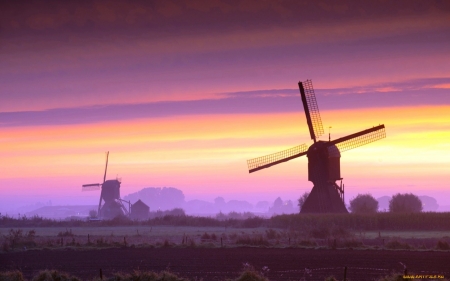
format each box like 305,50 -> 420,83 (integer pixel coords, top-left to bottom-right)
82,152 -> 130,218
247,80 -> 386,213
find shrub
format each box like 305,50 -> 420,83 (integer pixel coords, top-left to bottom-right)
32,270 -> 81,281
232,270 -> 269,281
0,270 -> 25,281
297,192 -> 310,212
389,193 -> 422,213
89,210 -> 97,218
349,194 -> 378,213
265,229 -> 280,239
57,229 -> 74,237
230,263 -> 269,281
436,240 -> 450,250
236,235 -> 270,246
201,232 -> 211,240
385,240 -> 412,250
4,229 -> 37,249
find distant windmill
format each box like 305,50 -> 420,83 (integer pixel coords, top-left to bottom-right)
247,80 -> 386,213
82,152 -> 130,219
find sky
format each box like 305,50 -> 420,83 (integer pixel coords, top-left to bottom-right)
1,0 -> 450,213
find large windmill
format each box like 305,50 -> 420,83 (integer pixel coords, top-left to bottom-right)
247,80 -> 386,213
82,152 -> 130,219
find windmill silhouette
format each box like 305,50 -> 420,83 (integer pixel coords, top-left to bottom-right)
247,80 -> 386,213
82,152 -> 130,218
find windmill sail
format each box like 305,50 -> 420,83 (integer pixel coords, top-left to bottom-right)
82,183 -> 101,191
299,80 -> 324,143
327,124 -> 386,153
247,144 -> 308,173
103,151 -> 109,183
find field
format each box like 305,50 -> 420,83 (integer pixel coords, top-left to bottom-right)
2,246 -> 449,281
2,214 -> 450,280
1,225 -> 450,280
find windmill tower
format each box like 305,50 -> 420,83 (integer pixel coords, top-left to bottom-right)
247,80 -> 386,213
82,152 -> 130,219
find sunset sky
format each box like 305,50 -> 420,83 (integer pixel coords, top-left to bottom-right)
1,0 -> 449,212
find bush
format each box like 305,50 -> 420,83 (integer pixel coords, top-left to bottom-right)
230,263 -> 269,281
0,270 -> 25,281
436,240 -> 450,250
265,229 -> 280,239
385,240 -> 412,250
89,210 -> 97,218
349,194 -> 378,213
3,229 -> 37,249
236,235 -> 270,246
389,193 -> 422,213
57,229 -> 74,237
297,192 -> 309,212
32,270 -> 81,281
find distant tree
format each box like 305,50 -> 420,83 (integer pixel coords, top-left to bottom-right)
214,197 -> 226,205
389,193 -> 423,213
89,210 -> 97,218
297,192 -> 310,212
273,197 -> 283,208
349,194 -> 378,213
419,196 -> 439,212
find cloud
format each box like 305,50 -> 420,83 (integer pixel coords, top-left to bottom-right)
1,78 -> 448,127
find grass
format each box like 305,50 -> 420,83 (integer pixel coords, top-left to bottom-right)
2,224 -> 449,252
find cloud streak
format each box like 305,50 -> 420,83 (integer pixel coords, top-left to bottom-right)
1,78 -> 449,127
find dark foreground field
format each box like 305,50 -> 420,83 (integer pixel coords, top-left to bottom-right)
1,248 -> 449,281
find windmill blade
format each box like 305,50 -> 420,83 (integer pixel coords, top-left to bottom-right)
103,151 -> 109,183
82,183 -> 101,191
299,80 -> 324,142
247,144 -> 308,173
328,124 -> 386,152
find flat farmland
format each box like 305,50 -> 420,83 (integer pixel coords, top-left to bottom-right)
1,247 -> 449,281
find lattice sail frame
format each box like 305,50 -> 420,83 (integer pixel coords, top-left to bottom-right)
82,184 -> 101,191
333,126 -> 386,153
302,80 -> 324,140
247,144 -> 308,172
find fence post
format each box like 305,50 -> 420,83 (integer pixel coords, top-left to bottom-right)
343,266 -> 347,281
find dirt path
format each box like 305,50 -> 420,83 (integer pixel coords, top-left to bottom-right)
1,248 -> 448,280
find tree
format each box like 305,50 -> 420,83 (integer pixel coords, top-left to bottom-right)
89,210 -> 97,218
389,193 -> 423,213
297,192 -> 310,212
349,194 -> 378,213
273,197 -> 283,208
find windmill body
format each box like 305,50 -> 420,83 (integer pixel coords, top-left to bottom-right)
247,79 -> 386,213
82,152 -> 129,219
98,179 -> 124,219
302,141 -> 346,213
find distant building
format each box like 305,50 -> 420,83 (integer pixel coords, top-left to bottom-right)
130,200 -> 149,220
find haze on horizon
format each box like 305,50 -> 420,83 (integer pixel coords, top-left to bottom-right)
1,0 -> 449,214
